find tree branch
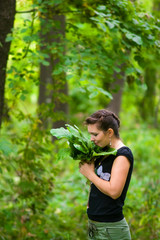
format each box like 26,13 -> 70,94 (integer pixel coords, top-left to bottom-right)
16,9 -> 82,15
22,13 -> 36,59
16,9 -> 36,14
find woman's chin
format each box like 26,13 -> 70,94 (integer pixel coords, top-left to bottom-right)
96,143 -> 101,147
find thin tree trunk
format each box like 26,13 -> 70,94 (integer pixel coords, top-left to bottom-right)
107,68 -> 125,116
139,66 -> 157,122
52,15 -> 68,129
0,0 -> 16,129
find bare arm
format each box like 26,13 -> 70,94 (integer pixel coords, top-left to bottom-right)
79,156 -> 130,199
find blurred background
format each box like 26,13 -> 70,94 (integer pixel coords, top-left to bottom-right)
0,0 -> 160,239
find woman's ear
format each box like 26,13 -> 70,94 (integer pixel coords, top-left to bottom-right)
107,128 -> 114,137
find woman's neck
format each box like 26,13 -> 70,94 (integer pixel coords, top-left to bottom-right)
111,138 -> 125,150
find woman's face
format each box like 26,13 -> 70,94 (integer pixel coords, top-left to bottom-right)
87,124 -> 109,148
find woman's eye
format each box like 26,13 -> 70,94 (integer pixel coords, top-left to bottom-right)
93,134 -> 98,137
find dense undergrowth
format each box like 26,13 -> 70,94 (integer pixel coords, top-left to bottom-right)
0,119 -> 160,239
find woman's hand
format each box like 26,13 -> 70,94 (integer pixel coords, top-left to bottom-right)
79,162 -> 95,181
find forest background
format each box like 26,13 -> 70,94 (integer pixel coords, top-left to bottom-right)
0,0 -> 160,239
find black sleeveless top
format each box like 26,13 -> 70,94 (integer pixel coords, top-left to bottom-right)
87,146 -> 134,222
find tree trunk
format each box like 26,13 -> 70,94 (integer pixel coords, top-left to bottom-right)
0,0 -> 16,129
139,66 -> 157,123
38,14 -> 68,129
107,68 -> 125,117
153,0 -> 160,13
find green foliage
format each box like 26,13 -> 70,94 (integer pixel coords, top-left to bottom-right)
125,177 -> 160,240
119,117 -> 160,240
1,122 -> 160,239
65,0 -> 160,114
1,0 -> 160,239
5,0 -> 160,120
0,116 -> 57,239
50,124 -> 117,162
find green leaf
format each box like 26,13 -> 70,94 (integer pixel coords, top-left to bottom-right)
57,148 -> 71,161
132,35 -> 143,45
114,66 -> 121,73
20,94 -> 26,101
9,82 -> 14,88
126,32 -> 133,40
89,91 -> 99,99
93,148 -> 117,157
50,128 -> 70,139
97,5 -> 106,11
73,144 -> 88,153
66,124 -> 79,137
155,40 -> 160,47
98,22 -> 107,32
0,139 -> 13,156
87,86 -> 112,99
20,28 -> 28,33
125,67 -> 135,75
5,35 -> 14,42
53,67 -> 63,75
96,87 -> 113,99
41,60 -> 50,66
125,31 -> 143,45
105,20 -> 115,29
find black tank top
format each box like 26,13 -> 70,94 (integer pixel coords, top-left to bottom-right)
87,146 -> 134,222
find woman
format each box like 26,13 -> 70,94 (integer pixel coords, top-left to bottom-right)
79,109 -> 134,240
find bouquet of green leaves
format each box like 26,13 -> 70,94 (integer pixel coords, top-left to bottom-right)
50,124 -> 117,163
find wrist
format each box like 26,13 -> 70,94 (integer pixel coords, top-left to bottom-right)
88,171 -> 96,182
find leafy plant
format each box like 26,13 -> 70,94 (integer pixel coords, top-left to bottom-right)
50,124 -> 117,163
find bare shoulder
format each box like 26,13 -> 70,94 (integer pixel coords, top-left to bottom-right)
112,155 -> 131,173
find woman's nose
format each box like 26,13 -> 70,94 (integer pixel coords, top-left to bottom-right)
91,136 -> 95,141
